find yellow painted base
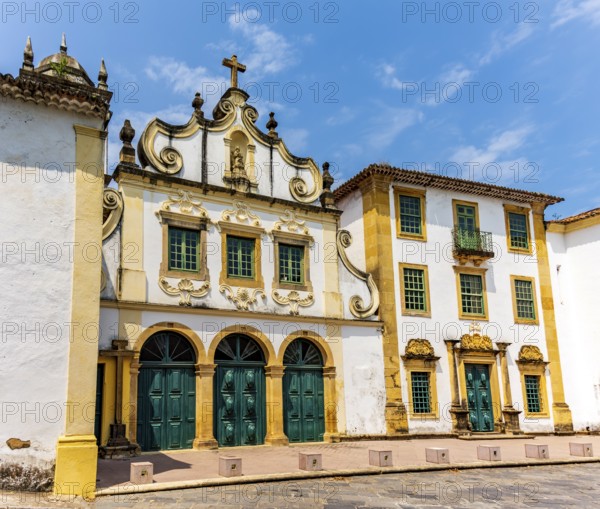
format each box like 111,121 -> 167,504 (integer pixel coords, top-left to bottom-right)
553,403 -> 574,433
53,435 -> 98,501
385,402 -> 409,434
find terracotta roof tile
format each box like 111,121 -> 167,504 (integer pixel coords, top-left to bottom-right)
547,207 -> 600,224
333,164 -> 563,205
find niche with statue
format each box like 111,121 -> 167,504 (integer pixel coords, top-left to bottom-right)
223,129 -> 258,193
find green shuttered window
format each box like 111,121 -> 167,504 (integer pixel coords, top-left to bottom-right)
399,195 -> 422,235
169,227 -> 199,272
279,244 -> 304,284
227,236 -> 255,278
459,274 -> 485,316
411,372 -> 431,414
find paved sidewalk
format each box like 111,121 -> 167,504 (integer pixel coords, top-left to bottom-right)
96,434 -> 600,495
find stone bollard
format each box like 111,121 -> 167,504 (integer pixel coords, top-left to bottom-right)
525,444 -> 549,459
569,443 -> 593,457
425,447 -> 449,464
369,449 -> 393,467
477,445 -> 501,461
130,462 -> 153,485
219,456 -> 242,477
299,453 -> 322,471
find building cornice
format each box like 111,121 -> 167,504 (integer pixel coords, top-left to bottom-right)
334,164 -> 563,206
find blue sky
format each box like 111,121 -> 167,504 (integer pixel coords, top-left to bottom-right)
1,0 -> 599,218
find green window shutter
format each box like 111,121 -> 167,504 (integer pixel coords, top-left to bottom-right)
508,212 -> 529,249
459,274 -> 485,315
169,227 -> 199,272
524,375 -> 542,413
514,279 -> 536,320
279,244 -> 304,284
456,204 -> 476,231
399,195 -> 422,235
403,268 -> 427,311
411,372 -> 431,414
227,236 -> 255,278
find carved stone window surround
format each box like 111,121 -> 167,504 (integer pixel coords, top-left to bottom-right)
157,209 -> 210,281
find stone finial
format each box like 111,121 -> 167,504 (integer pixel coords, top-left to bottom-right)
23,36 -> 34,71
266,111 -> 278,138
97,58 -> 108,90
192,92 -> 204,118
320,161 -> 336,209
119,119 -> 136,165
60,32 -> 67,54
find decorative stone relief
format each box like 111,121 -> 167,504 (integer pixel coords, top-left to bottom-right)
518,345 -> 545,363
157,190 -> 209,218
271,209 -> 310,236
404,339 -> 436,359
102,188 -> 124,240
219,285 -> 266,311
272,290 -> 314,315
460,333 -> 493,351
220,200 -> 261,227
159,277 -> 210,306
336,230 -> 380,319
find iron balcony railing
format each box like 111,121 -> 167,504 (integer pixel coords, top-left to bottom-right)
452,227 -> 494,257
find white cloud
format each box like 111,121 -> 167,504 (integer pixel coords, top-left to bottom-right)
448,125 -> 535,183
439,64 -> 474,84
366,108 -> 424,150
228,10 -> 298,77
552,0 -> 600,27
280,127 -> 309,153
376,64 -> 416,91
326,106 -> 355,126
145,56 -> 226,99
478,23 -> 535,66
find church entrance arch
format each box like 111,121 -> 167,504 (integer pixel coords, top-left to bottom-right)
214,334 -> 267,446
137,331 -> 196,451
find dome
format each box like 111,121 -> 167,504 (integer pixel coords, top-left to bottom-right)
34,33 -> 94,87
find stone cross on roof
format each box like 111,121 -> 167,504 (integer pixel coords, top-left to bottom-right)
222,54 -> 246,88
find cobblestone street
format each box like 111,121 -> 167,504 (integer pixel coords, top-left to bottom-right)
3,462 -> 599,508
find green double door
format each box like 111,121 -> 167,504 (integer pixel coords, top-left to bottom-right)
137,332 -> 196,451
214,335 -> 266,447
465,363 -> 494,432
283,339 -> 325,443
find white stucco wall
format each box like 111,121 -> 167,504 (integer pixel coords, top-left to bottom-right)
0,98 -> 103,466
548,223 -> 600,431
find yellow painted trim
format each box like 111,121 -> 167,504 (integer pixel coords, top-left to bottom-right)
517,363 -> 550,419
452,199 -> 480,229
359,174 -> 408,433
100,300 -> 382,328
131,322 -> 207,363
403,358 -> 439,420
531,202 -> 573,431
206,324 -> 277,366
453,266 -> 489,321
219,223 -> 265,289
503,204 -> 533,254
54,124 -> 106,499
547,214 -> 600,233
96,357 -> 117,446
393,186 -> 427,241
398,263 -> 431,317
457,353 -> 502,428
510,275 -> 540,325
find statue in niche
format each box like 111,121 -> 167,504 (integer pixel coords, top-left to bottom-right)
231,147 -> 247,177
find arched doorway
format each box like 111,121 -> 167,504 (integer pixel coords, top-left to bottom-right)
137,331 -> 196,451
283,338 -> 325,443
214,334 -> 266,446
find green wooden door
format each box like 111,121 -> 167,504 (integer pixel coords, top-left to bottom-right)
283,339 -> 325,443
137,332 -> 196,451
214,335 -> 266,447
465,363 -> 494,432
94,364 -> 104,445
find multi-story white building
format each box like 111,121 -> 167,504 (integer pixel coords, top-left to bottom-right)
335,165 -> 574,436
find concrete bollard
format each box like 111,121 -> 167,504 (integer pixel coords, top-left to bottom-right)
130,462 -> 153,485
369,449 -> 393,467
219,456 -> 242,477
299,453 -> 322,471
569,442 -> 593,457
425,447 -> 449,464
477,445 -> 501,461
525,444 -> 549,459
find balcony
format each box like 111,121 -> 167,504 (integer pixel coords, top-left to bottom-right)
452,227 -> 494,266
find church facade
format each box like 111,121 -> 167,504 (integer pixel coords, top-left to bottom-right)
0,36 -> 598,498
